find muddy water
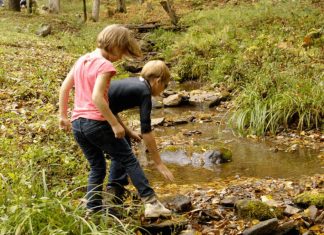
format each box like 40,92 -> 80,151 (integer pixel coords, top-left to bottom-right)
139,104 -> 324,185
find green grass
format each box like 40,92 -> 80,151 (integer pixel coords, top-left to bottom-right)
149,0 -> 324,134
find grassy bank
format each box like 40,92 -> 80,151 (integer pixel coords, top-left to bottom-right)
149,0 -> 323,135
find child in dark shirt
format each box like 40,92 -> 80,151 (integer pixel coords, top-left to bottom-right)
107,60 -> 174,217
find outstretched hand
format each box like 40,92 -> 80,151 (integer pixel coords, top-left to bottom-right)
156,163 -> 174,182
128,130 -> 142,142
59,117 -> 71,132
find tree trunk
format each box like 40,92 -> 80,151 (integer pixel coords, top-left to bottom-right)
27,0 -> 32,13
83,0 -> 87,22
8,0 -> 20,11
160,0 -> 178,25
116,0 -> 126,13
91,0 -> 100,22
48,0 -> 60,13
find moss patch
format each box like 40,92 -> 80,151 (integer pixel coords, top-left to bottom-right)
235,199 -> 283,221
294,191 -> 324,208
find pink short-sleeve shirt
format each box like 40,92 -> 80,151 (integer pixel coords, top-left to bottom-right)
71,50 -> 116,121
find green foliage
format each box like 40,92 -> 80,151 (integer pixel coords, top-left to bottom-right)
151,0 -> 323,135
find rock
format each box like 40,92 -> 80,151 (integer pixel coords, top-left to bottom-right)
191,152 -> 204,167
36,24 -> 51,37
315,210 -> 324,223
202,149 -> 232,168
160,150 -> 191,166
242,218 -> 279,235
261,195 -> 281,207
152,97 -> 163,109
162,89 -> 177,97
151,117 -> 165,126
188,90 -> 227,107
284,205 -> 301,216
163,94 -> 183,107
139,218 -> 187,235
235,199 -> 280,221
122,61 -> 143,73
303,205 -> 318,222
208,91 -> 231,108
139,39 -> 155,52
183,130 -> 201,136
293,191 -> 324,208
163,195 -> 192,213
220,196 -> 238,207
173,119 -> 188,125
275,220 -> 299,235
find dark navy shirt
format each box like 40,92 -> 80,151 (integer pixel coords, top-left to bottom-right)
108,77 -> 152,133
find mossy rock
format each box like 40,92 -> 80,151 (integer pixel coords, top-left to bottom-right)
293,191 -> 324,208
220,147 -> 232,161
235,199 -> 283,221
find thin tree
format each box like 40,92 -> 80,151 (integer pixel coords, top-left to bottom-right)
27,0 -> 32,14
83,0 -> 87,22
49,0 -> 60,13
8,0 -> 20,11
160,0 -> 178,25
116,0 -> 126,13
91,0 -> 100,22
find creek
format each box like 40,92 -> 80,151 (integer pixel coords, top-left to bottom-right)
131,82 -> 323,185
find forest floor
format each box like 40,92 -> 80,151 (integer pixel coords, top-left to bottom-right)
0,0 -> 323,234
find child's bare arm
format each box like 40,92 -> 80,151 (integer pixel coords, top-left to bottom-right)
59,69 -> 74,131
92,72 -> 125,139
142,132 -> 174,181
116,115 -> 142,141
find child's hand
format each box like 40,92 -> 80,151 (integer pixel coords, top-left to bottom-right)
156,163 -> 174,182
59,117 -> 71,132
112,123 -> 125,139
129,131 -> 142,142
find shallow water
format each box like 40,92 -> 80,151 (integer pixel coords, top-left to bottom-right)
125,83 -> 323,184
143,105 -> 323,184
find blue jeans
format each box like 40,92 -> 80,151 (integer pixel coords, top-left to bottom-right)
72,118 -> 154,211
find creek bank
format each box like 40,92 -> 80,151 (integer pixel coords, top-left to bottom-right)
142,174 -> 324,235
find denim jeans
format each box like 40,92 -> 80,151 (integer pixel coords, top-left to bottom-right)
72,118 -> 154,211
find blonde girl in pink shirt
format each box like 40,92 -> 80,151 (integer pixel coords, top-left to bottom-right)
59,24 -> 173,218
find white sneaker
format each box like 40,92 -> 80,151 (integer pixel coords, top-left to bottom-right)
144,200 -> 172,218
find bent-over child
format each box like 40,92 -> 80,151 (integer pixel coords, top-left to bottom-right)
107,60 -> 174,217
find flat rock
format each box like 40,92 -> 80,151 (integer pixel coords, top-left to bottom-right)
242,218 -> 279,235
160,150 -> 191,166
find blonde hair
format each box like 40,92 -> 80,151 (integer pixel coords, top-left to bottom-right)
97,24 -> 142,58
140,60 -> 170,82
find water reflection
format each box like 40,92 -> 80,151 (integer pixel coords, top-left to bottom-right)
127,103 -> 323,184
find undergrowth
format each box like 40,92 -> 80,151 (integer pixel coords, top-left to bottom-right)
149,0 -> 323,135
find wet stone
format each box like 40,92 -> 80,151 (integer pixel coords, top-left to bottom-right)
151,117 -> 165,126
242,218 -> 279,235
160,150 -> 191,166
